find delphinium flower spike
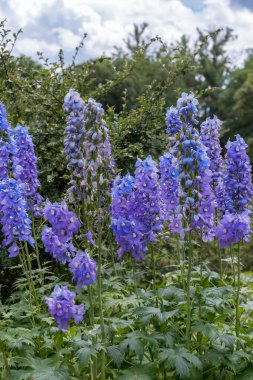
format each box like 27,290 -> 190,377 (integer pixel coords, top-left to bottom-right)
216,135 -> 253,248
111,156 -> 162,261
0,178 -> 34,258
69,249 -> 97,288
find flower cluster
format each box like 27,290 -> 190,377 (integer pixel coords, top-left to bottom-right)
69,250 -> 96,288
42,200 -> 81,263
216,211 -> 251,248
63,90 -> 114,205
11,124 -> 40,197
177,92 -> 199,124
0,178 -> 34,257
45,285 -> 85,330
111,156 -> 162,260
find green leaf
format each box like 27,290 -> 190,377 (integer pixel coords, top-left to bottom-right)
107,345 -> 123,368
237,365 -> 253,379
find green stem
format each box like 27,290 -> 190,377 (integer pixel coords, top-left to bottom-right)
235,242 -> 241,346
151,245 -> 156,291
24,242 -> 39,307
198,243 -> 203,353
218,244 -> 223,279
31,211 -> 43,283
186,232 -> 193,350
97,214 -> 106,379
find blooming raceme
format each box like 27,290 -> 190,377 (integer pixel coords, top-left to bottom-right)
69,250 -> 96,288
63,90 -> 114,205
111,156 -> 162,261
0,178 -> 34,257
45,285 -> 85,330
42,200 -> 81,264
11,124 -> 40,197
165,93 -> 216,240
200,116 -> 223,196
223,135 -> 253,214
216,135 -> 253,247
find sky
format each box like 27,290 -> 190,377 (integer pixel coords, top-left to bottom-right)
1,0 -> 253,65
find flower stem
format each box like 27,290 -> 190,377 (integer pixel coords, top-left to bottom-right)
186,231 -> 193,350
235,242 -> 241,347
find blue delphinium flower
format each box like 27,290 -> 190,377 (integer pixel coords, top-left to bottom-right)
223,135 -> 253,214
42,200 -> 81,263
200,115 -> 224,217
63,90 -> 114,204
111,156 -> 162,261
69,249 -> 96,288
45,285 -> 85,330
0,178 -> 34,257
11,124 -> 40,197
216,135 -> 253,247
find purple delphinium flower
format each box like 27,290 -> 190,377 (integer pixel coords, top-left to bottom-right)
223,135 -> 253,214
111,156 -> 162,261
45,285 -> 85,330
216,135 -> 253,247
63,89 -> 86,203
32,193 -> 44,218
11,124 -> 40,197
200,116 -> 224,211
176,125 -> 216,240
42,200 -> 81,263
63,90 -> 114,205
0,178 -> 34,257
216,210 -> 251,248
69,249 -> 96,288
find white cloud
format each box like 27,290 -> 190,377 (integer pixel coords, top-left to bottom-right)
1,0 -> 252,65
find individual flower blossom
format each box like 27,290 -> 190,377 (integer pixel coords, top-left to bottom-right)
0,103 -> 12,133
63,90 -> 114,205
216,210 -> 251,248
8,242 -> 20,258
11,124 -> 40,197
69,250 -> 96,288
32,193 -> 44,218
45,285 -> 85,330
0,178 -> 34,256
223,135 -> 253,214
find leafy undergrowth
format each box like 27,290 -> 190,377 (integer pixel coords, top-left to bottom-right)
1,262 -> 253,380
